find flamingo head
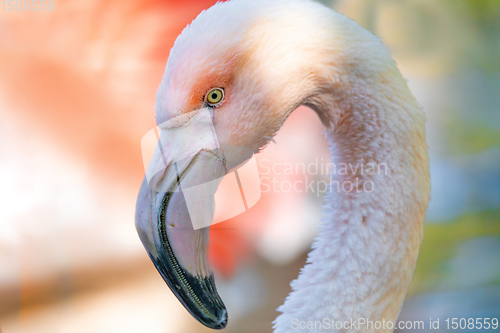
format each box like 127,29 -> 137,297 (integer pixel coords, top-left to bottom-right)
135,0 -> 334,329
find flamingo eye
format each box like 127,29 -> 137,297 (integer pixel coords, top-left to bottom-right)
205,88 -> 224,106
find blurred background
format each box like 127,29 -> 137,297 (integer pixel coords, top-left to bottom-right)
1,0 -> 499,332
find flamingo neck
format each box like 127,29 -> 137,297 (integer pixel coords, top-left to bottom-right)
273,29 -> 430,333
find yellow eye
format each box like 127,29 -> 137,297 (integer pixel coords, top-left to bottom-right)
205,88 -> 224,106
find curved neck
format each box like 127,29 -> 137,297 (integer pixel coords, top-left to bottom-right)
273,15 -> 430,333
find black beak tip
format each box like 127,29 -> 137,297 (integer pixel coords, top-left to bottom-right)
203,308 -> 228,330
150,252 -> 229,330
184,283 -> 228,330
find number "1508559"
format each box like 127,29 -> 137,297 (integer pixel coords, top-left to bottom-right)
2,0 -> 54,11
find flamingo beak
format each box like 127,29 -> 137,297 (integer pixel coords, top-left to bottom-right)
135,115 -> 229,329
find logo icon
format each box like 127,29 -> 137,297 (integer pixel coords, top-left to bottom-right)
141,109 -> 261,229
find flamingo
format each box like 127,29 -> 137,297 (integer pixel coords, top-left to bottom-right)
135,0 -> 430,331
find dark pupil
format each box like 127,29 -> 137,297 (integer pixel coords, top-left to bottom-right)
211,93 -> 218,100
